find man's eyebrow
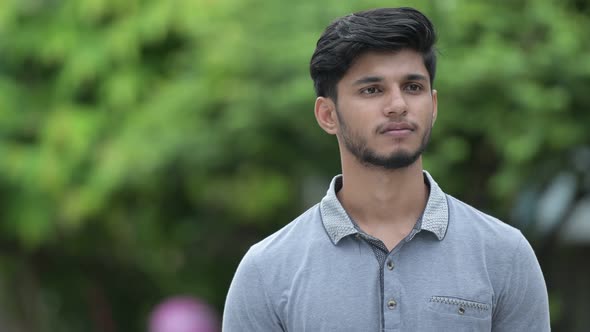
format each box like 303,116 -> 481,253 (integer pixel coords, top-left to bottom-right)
406,73 -> 428,81
352,76 -> 384,86
352,74 -> 429,86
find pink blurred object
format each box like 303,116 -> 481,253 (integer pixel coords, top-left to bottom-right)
148,296 -> 220,332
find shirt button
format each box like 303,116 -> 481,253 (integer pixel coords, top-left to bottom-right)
355,234 -> 361,239
386,260 -> 394,270
387,299 -> 397,310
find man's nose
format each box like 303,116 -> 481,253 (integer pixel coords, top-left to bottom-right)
383,89 -> 408,117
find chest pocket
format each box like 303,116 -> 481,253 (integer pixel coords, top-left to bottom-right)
420,296 -> 492,332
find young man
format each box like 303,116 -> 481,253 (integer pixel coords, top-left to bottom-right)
223,7 -> 550,331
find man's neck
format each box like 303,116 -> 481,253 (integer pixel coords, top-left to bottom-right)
336,156 -> 429,249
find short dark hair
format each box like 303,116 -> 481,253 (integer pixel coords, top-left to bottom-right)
309,7 -> 437,100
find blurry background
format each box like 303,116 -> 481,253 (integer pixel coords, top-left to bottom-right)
0,0 -> 589,331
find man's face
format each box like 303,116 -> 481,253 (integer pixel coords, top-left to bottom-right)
333,49 -> 437,169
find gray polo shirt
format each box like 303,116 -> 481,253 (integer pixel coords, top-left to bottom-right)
223,171 -> 550,331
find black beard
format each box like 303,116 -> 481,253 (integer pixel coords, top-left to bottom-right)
336,109 -> 431,170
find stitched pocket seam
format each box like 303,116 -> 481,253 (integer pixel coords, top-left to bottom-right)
430,296 -> 490,311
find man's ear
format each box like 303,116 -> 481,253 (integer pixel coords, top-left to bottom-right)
431,89 -> 438,126
314,97 -> 338,135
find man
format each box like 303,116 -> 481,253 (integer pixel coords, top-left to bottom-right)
223,7 -> 550,331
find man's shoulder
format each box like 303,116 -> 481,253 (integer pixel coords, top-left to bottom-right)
445,194 -> 538,290
446,194 -> 524,247
245,203 -> 326,264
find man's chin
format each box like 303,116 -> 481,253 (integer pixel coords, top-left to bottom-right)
360,151 -> 422,170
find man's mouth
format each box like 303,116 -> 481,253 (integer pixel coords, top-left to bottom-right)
379,122 -> 415,137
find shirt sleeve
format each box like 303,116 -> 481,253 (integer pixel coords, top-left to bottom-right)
222,248 -> 284,332
492,234 -> 550,331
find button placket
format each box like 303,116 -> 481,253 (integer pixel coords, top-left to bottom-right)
383,252 -> 401,329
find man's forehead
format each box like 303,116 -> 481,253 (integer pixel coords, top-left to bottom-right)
343,50 -> 428,80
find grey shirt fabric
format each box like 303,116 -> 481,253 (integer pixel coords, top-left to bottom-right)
223,171 -> 550,331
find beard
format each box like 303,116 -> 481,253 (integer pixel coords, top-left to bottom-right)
335,109 -> 432,170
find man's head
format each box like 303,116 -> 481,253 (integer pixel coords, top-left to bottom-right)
310,7 -> 437,102
311,8 -> 439,170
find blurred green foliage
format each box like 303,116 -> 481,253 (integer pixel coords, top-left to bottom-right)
0,0 -> 589,330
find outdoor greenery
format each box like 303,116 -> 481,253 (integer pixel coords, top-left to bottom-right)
0,0 -> 589,330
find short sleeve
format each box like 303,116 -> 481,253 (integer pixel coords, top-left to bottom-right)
222,248 -> 284,332
492,234 -> 550,331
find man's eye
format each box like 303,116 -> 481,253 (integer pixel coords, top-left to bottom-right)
361,87 -> 380,95
405,83 -> 422,92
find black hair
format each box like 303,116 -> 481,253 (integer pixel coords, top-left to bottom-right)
309,7 -> 437,100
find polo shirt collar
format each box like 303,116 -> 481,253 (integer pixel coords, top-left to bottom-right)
319,170 -> 449,244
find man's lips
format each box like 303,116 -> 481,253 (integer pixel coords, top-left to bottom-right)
378,122 -> 416,135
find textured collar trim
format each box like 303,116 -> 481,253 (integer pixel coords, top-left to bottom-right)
319,170 -> 449,244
